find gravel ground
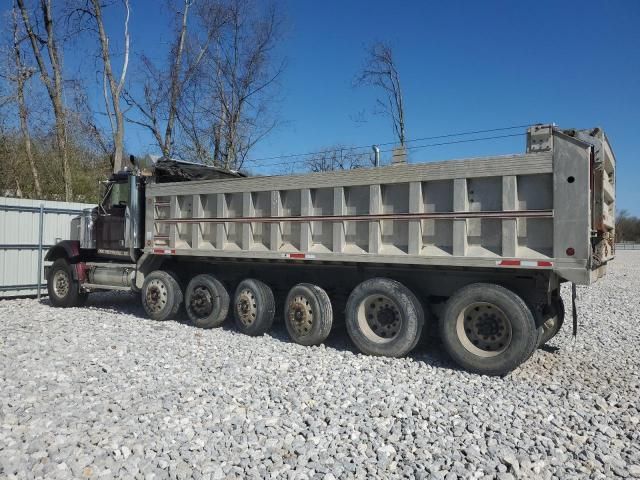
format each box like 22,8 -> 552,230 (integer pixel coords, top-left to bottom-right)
1,252 -> 639,480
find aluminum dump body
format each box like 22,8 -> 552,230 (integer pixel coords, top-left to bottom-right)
145,126 -> 615,285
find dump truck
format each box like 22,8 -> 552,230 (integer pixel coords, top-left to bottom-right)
44,125 -> 616,375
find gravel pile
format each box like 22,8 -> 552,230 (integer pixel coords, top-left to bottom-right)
1,252 -> 639,479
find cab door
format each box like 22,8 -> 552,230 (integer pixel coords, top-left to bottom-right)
95,177 -> 131,258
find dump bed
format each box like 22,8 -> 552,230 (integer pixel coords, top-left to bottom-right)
145,125 -> 615,285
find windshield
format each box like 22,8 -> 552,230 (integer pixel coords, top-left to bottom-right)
102,181 -> 130,209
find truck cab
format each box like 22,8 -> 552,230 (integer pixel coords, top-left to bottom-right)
93,171 -> 144,261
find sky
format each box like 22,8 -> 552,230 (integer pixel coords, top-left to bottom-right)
6,0 -> 640,213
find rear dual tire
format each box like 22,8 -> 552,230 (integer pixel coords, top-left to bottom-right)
440,283 -> 538,376
141,270 -> 183,321
185,274 -> 229,328
284,283 -> 333,346
345,278 -> 425,358
538,297 -> 565,346
233,279 -> 275,336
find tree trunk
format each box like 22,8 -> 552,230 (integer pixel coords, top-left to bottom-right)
17,0 -> 73,200
12,5 -> 41,196
16,84 -> 41,197
113,122 -> 125,170
164,0 -> 191,158
53,104 -> 72,201
397,87 -> 406,146
213,123 -> 221,165
42,0 -> 72,201
90,0 -> 130,173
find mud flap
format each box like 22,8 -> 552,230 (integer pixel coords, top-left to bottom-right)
571,283 -> 578,337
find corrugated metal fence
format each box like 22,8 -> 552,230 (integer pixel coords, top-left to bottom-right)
616,243 -> 640,250
0,197 -> 94,298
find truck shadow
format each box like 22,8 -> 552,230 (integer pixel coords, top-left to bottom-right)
46,292 -> 459,372
260,319 -> 455,371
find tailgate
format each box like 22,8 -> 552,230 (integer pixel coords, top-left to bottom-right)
584,129 -> 616,266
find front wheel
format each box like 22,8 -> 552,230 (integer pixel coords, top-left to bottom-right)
47,258 -> 88,308
440,283 -> 538,376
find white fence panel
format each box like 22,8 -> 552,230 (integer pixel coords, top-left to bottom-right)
0,197 -> 95,298
616,243 -> 640,250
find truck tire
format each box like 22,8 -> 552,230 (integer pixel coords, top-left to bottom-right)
141,270 -> 183,321
409,296 -> 431,351
185,274 -> 230,328
47,258 -> 88,308
538,297 -> 565,346
233,279 -> 275,336
345,278 -> 424,357
284,283 -> 333,346
440,283 -> 538,376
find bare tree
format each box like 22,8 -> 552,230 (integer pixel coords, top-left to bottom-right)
356,42 -> 407,152
125,0 -> 222,159
161,0 -> 284,170
83,0 -> 131,173
616,209 -> 629,242
210,0 -> 284,170
16,0 -> 73,200
9,3 -> 41,196
305,146 -> 374,173
66,77 -> 110,157
125,0 -> 281,170
163,0 -> 191,157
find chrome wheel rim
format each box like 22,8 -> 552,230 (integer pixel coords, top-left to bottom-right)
189,286 -> 214,318
236,289 -> 257,326
53,270 -> 70,298
456,302 -> 512,357
288,294 -> 313,337
146,279 -> 168,313
356,294 -> 402,343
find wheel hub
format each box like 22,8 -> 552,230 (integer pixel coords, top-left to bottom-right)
377,306 -> 397,326
288,296 -> 313,336
357,294 -> 402,343
236,289 -> 257,325
190,286 -> 213,318
457,302 -> 512,357
146,279 -> 168,313
52,270 -> 70,298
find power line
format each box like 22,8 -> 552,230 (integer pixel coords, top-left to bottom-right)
245,123 -> 538,166
377,124 -> 535,148
248,132 -> 528,170
383,132 -> 526,156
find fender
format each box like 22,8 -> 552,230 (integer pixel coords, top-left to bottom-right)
134,252 -> 163,290
44,240 -> 81,262
44,240 -> 87,282
44,240 -> 80,263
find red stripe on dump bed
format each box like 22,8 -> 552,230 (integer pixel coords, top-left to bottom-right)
498,260 -> 521,266
153,248 -> 175,255
281,253 -> 316,259
497,259 -> 554,268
